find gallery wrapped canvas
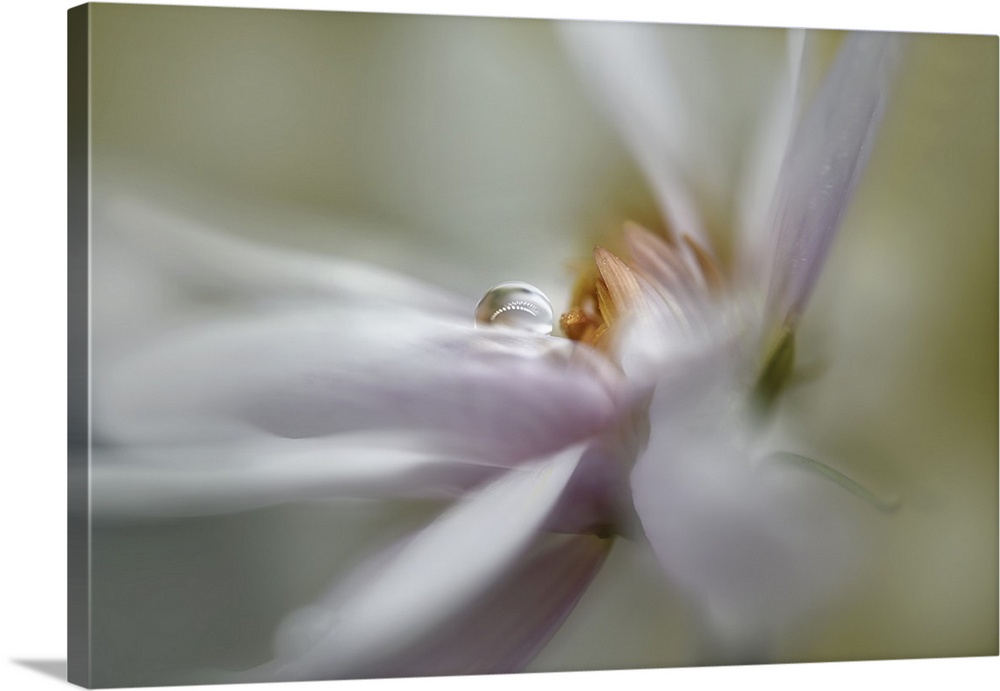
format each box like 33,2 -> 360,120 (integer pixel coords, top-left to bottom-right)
68,3 -> 997,688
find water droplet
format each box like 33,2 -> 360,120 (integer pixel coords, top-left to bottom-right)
475,281 -> 553,335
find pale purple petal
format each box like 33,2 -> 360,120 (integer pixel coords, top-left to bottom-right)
251,447 -> 589,680
735,29 -> 811,291
95,307 -> 623,465
545,399 -> 652,538
629,339 -> 867,651
307,534 -> 611,677
91,433 -> 506,519
380,534 -> 611,675
762,32 -> 902,333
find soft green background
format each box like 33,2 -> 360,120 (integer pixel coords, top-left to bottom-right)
88,3 -> 997,685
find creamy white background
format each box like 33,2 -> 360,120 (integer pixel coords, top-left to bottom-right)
1,1 -> 997,690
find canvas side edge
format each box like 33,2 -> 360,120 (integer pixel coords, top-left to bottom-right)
68,3 -> 92,688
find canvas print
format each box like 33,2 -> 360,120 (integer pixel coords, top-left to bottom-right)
67,3 -> 998,688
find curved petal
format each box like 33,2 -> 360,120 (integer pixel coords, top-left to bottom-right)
95,307 -> 624,465
558,20 -> 707,245
629,340 -> 868,654
91,433 -> 506,519
762,32 -> 902,336
249,446 -> 591,680
559,22 -> 788,248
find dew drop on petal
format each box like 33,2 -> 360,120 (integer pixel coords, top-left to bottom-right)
474,281 -> 554,335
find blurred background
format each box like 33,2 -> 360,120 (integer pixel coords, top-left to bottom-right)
86,4 -> 996,686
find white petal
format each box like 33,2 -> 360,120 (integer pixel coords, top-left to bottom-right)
253,446 -> 586,680
629,341 -> 867,651
94,193 -> 465,316
91,433 -> 505,519
762,32 -> 902,335
560,23 -> 789,249
558,21 -> 707,245
96,307 -> 623,464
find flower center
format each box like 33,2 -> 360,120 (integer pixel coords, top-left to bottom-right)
559,222 -> 722,351
558,263 -> 610,348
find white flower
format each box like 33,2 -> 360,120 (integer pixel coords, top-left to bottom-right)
561,25 -> 901,655
92,23 -> 900,680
